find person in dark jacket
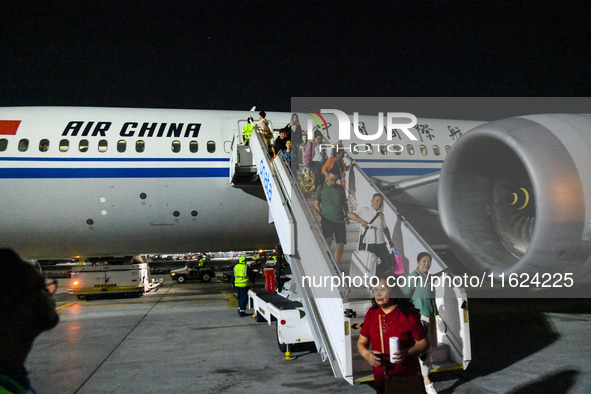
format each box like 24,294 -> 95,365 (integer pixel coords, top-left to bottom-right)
0,248 -> 59,394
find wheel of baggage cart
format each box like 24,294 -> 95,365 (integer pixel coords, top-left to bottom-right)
276,322 -> 287,352
255,311 -> 266,323
201,273 -> 212,282
319,347 -> 328,362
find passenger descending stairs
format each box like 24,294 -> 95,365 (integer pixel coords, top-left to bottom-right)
229,124 -> 471,384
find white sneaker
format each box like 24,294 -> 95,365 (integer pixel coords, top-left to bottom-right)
425,383 -> 437,394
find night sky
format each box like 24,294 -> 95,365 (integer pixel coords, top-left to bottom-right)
1,1 -> 590,112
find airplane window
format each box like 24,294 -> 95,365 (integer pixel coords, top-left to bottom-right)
18,139 -> 29,152
136,140 -> 145,153
79,139 -> 89,152
98,140 -> 108,153
420,144 -> 428,156
445,145 -> 451,154
0,139 -> 7,152
190,140 -> 198,153
351,143 -> 358,154
407,144 -> 415,155
39,139 -> 50,152
172,140 -> 181,153
433,145 -> 441,156
207,141 -> 215,153
117,140 -> 126,153
59,139 -> 69,152
379,144 -> 387,155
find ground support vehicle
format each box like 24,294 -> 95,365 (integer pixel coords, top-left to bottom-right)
248,288 -> 315,356
170,262 -> 215,283
69,260 -> 161,299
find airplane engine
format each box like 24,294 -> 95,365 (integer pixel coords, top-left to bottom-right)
439,114 -> 591,282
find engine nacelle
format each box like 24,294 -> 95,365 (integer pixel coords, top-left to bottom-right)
439,114 -> 591,282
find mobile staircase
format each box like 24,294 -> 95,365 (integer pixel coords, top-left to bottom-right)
229,120 -> 471,384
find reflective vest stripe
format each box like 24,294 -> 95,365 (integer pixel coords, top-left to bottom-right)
0,374 -> 28,394
234,263 -> 249,287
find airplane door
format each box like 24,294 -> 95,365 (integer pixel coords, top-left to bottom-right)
237,119 -> 275,135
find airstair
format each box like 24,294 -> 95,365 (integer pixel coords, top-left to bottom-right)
229,121 -> 471,384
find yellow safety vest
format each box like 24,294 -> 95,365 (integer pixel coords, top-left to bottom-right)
242,123 -> 253,143
234,262 -> 250,287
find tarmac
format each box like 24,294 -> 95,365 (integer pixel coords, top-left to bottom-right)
27,275 -> 591,393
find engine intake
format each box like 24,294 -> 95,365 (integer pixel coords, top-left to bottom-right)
439,114 -> 591,280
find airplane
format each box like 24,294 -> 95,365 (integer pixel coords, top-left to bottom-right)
0,106 -> 589,283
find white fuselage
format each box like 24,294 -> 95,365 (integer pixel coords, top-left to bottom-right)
0,106 -> 480,259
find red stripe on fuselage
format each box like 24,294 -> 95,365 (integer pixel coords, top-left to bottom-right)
0,120 -> 21,135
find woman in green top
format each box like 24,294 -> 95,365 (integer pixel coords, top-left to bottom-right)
402,252 -> 451,394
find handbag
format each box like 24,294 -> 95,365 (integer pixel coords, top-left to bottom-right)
357,211 -> 382,250
379,314 -> 426,393
384,375 -> 427,393
261,120 -> 273,140
392,251 -> 405,275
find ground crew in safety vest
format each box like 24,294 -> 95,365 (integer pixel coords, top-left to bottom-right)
242,117 -> 254,145
197,256 -> 205,268
233,256 -> 252,317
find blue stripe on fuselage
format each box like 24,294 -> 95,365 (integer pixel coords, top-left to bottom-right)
0,157 -> 230,178
0,167 -> 436,179
355,159 -> 444,164
0,167 -> 229,179
362,168 -> 440,176
0,157 -> 439,179
0,157 -> 229,162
